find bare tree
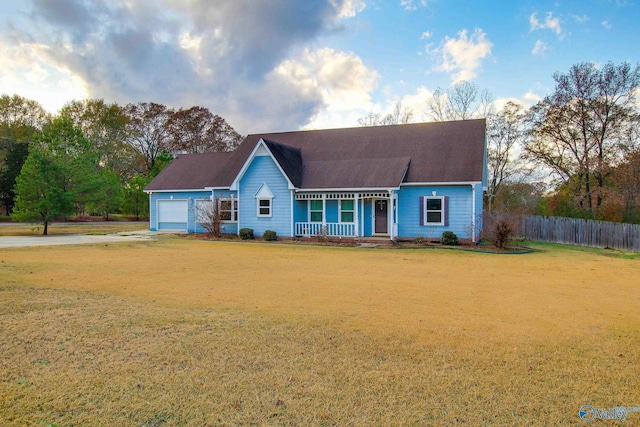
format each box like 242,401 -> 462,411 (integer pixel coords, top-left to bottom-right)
358,101 -> 413,126
425,81 -> 493,121
196,197 -> 222,237
485,101 -> 528,211
525,61 -> 640,215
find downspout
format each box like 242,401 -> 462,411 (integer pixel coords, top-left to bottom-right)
471,184 -> 476,244
290,190 -> 295,238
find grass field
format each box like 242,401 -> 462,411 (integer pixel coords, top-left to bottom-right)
0,222 -> 148,236
0,239 -> 638,425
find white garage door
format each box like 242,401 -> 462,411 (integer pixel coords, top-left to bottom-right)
157,200 -> 188,231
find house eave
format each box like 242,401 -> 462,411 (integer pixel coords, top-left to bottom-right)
144,188 -> 209,194
399,181 -> 483,187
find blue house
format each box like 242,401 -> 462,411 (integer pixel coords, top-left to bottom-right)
144,119 -> 487,241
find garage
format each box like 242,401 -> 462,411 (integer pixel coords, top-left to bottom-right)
157,199 -> 188,231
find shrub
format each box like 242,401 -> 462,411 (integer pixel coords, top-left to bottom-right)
441,231 -> 459,245
482,212 -> 521,249
239,228 -> 254,240
263,230 -> 277,241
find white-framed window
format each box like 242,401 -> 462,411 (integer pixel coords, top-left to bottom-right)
309,200 -> 323,222
255,183 -> 274,218
423,196 -> 445,226
219,199 -> 238,222
257,198 -> 272,217
340,199 -> 354,223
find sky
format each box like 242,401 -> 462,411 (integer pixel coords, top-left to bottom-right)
0,0 -> 638,135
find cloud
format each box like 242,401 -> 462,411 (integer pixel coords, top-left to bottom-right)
332,0 -> 366,18
421,31 -> 433,39
602,20 -> 612,29
434,29 -> 492,84
0,0 -> 363,133
400,0 -> 430,11
283,48 -> 379,129
532,40 -> 548,55
529,12 -> 563,38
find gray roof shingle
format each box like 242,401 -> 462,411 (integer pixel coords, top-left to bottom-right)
145,119 -> 486,191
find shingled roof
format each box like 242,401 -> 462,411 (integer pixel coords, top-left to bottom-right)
144,152 -> 232,191
145,119 -> 486,191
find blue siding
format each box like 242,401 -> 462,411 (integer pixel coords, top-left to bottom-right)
294,200 -> 307,223
149,190 -> 239,234
362,200 -> 373,237
150,191 -> 211,232
397,185 -> 477,239
326,200 -> 339,223
239,155 -> 292,236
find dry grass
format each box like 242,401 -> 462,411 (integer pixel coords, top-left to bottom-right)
0,240 -> 638,425
0,222 -> 147,236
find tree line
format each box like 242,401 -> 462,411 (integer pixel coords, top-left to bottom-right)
0,97 -> 243,233
360,61 -> 640,224
2,61 -> 639,234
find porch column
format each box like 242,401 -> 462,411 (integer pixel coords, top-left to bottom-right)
354,193 -> 360,238
322,193 -> 326,229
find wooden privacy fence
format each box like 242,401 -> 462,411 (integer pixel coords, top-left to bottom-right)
517,215 -> 640,252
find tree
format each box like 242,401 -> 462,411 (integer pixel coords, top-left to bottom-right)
358,101 -> 414,126
425,81 -> 493,122
11,118 -> 98,234
0,95 -> 49,214
525,61 -> 640,217
0,94 -> 50,129
123,102 -> 173,175
196,196 -> 222,237
166,106 -> 243,153
122,174 -> 151,221
0,141 -> 29,215
58,99 -> 134,177
485,101 -> 528,211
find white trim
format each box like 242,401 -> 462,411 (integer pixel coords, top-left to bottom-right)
339,199 -> 355,224
230,138 -> 295,190
156,198 -> 188,231
145,188 -> 210,193
308,198 -> 323,223
423,196 -> 445,226
296,187 -> 397,192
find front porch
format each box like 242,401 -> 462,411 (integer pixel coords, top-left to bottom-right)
293,191 -> 398,239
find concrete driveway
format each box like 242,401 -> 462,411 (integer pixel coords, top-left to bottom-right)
0,230 -> 158,248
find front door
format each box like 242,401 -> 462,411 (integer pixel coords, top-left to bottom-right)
374,199 -> 388,234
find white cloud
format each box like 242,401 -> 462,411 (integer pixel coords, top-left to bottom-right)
400,0 -> 429,11
332,0 -> 366,18
278,48 -> 379,129
421,31 -> 432,39
434,28 -> 492,84
529,12 -> 563,38
602,20 -> 612,29
532,40 -> 548,55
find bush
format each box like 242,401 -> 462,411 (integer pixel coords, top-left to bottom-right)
482,212 -> 521,249
263,230 -> 277,241
239,228 -> 254,240
441,231 -> 459,245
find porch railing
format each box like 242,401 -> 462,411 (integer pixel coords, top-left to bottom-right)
295,222 -> 356,237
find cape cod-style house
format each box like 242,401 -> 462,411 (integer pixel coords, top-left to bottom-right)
144,119 -> 487,241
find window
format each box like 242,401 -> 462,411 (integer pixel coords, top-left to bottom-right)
258,198 -> 271,217
423,196 -> 445,226
340,199 -> 354,223
310,200 -> 323,222
219,199 -> 238,222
